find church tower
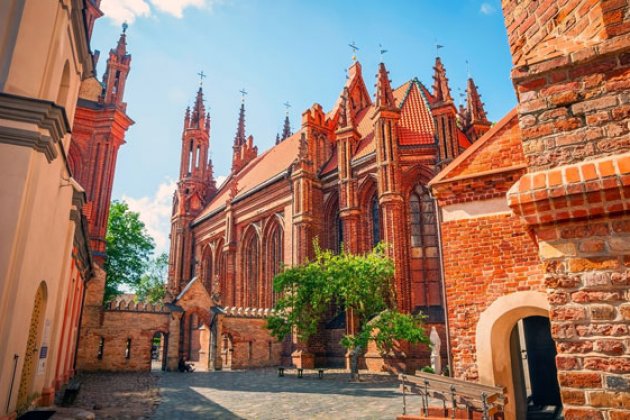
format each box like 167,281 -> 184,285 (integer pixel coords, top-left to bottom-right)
231,94 -> 258,174
461,77 -> 492,142
68,24 -> 134,264
168,83 -> 216,295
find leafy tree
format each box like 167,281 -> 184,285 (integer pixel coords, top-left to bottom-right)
104,200 -> 155,302
136,252 -> 168,303
267,242 -> 429,362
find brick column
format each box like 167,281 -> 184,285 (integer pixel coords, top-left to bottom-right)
502,0 -> 630,417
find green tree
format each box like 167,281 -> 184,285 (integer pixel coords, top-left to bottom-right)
267,242 -> 429,363
104,200 -> 155,302
136,252 -> 168,303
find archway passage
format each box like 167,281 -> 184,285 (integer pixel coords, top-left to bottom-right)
151,332 -> 168,372
511,316 -> 562,419
17,283 -> 47,412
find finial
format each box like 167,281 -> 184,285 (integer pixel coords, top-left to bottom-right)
379,43 -> 388,62
122,21 -> 128,34
283,101 -> 291,115
465,60 -> 471,78
344,68 -> 349,80
239,88 -> 248,103
348,41 -> 359,61
197,70 -> 206,87
435,41 -> 444,57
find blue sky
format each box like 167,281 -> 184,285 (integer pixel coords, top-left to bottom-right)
91,0 -> 514,253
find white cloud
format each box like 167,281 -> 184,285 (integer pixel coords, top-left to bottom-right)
480,2 -> 496,15
150,0 -> 208,18
122,179 -> 176,255
101,0 -> 222,25
216,175 -> 227,187
100,0 -> 151,25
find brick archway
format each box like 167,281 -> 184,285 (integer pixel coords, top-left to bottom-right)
476,291 -> 550,420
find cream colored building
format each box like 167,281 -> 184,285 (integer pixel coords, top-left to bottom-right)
0,0 -> 97,416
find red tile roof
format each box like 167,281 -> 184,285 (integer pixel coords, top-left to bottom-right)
395,80 -> 435,146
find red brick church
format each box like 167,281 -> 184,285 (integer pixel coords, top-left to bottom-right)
167,56 -> 492,368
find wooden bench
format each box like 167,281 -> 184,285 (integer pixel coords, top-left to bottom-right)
278,367 -> 325,379
60,379 -> 81,406
399,372 -> 505,420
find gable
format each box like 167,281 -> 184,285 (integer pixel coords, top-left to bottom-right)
430,108 -> 524,184
175,276 -> 214,312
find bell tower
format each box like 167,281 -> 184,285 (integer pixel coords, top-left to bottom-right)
168,79 -> 216,295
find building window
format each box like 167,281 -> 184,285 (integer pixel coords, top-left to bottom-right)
268,225 -> 283,307
97,337 -> 105,360
244,232 -> 260,307
125,338 -> 131,359
371,195 -> 381,248
202,248 -> 213,295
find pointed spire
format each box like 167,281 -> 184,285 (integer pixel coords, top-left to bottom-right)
234,101 -> 246,147
281,114 -> 291,140
190,87 -> 206,128
466,77 -> 489,124
184,106 -> 190,127
275,133 -> 281,145
116,22 -> 128,56
374,62 -> 395,109
432,57 -> 453,104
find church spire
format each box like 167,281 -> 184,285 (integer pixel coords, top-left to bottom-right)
338,87 -> 352,129
466,77 -> 489,125
281,113 -> 291,140
116,22 -> 128,55
101,22 -> 131,107
234,98 -> 246,147
432,57 -> 453,104
374,62 -> 395,109
190,87 -> 207,129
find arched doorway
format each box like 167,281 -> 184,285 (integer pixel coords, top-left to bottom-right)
511,316 -> 562,419
17,283 -> 47,412
476,291 -> 562,420
151,332 -> 168,372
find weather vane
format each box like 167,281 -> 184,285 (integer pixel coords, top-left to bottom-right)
348,41 -> 359,61
344,68 -> 349,80
197,70 -> 206,87
122,21 -> 128,34
283,101 -> 291,114
239,88 -> 248,102
466,59 -> 471,78
435,41 -> 444,57
379,43 -> 388,61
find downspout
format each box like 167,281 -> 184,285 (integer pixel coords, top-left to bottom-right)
430,190 -> 453,375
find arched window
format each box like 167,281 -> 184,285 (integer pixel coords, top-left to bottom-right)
202,247 -> 213,295
244,231 -> 260,307
196,145 -> 201,168
371,195 -> 381,248
409,185 -> 441,321
267,224 -> 283,307
188,140 -> 194,175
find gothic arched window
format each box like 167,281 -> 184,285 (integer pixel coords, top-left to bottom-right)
371,195 -> 381,248
244,232 -> 260,307
266,224 -> 283,307
201,247 -> 213,295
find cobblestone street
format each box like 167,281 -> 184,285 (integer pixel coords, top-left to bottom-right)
61,369 -> 420,419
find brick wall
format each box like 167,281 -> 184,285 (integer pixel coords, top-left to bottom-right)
219,317 -> 282,369
441,214 -> 544,381
501,0 -> 630,417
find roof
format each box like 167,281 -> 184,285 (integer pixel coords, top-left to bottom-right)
396,80 -> 435,146
194,130 -> 302,222
429,108 -> 521,186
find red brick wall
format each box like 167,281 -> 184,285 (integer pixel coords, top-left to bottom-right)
441,214 -> 544,380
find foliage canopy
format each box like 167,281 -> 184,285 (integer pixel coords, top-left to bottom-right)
267,242 -> 429,353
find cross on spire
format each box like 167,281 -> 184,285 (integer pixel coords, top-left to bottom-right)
379,43 -> 388,61
465,59 -> 471,78
239,88 -> 248,102
348,41 -> 359,61
197,70 -> 206,86
283,101 -> 291,115
122,21 -> 128,33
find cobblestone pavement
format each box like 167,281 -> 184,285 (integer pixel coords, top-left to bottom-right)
153,368 -> 422,419
54,372 -> 160,419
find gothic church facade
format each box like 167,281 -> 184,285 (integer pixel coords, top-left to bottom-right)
168,57 -> 491,368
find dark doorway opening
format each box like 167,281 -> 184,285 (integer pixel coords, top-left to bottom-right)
151,332 -> 168,372
511,316 -> 562,419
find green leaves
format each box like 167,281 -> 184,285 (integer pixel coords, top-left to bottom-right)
104,200 -> 155,302
266,241 -> 428,354
136,252 -> 168,303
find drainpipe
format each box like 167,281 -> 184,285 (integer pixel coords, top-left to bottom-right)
430,190 -> 453,376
